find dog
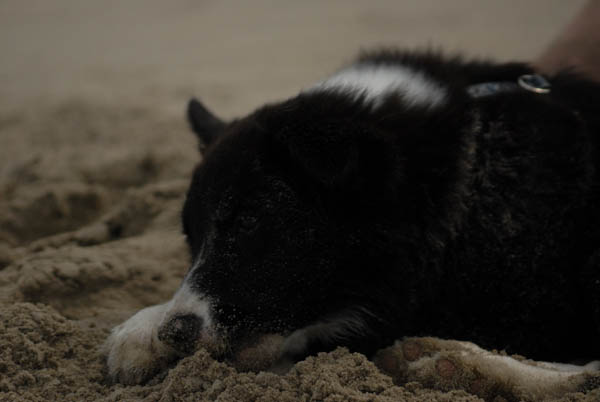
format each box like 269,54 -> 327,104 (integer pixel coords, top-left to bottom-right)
104,50 -> 600,386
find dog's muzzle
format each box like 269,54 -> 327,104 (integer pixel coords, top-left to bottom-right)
157,313 -> 204,354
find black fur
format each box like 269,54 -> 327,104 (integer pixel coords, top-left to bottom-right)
182,51 -> 600,362
187,98 -> 226,148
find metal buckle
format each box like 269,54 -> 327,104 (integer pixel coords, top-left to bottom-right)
517,74 -> 551,94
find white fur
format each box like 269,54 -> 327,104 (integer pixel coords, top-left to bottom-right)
104,258 -> 214,384
398,338 -> 599,400
454,339 -> 598,376
308,64 -> 447,108
537,360 -> 600,373
162,281 -> 214,330
445,339 -> 597,394
104,302 -> 174,384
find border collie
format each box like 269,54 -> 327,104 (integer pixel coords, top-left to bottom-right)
104,50 -> 600,386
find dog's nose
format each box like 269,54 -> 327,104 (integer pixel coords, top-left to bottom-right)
157,314 -> 204,354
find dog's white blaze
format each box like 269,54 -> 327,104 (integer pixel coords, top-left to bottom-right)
160,255 -> 215,331
309,64 -> 447,108
160,282 -> 213,328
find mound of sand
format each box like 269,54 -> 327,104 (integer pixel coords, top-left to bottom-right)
1,99 -> 598,401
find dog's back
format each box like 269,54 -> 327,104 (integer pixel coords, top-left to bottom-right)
293,51 -> 600,361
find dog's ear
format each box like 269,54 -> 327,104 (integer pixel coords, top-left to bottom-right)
187,98 -> 226,149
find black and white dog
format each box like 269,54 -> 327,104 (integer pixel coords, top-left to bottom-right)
105,51 -> 600,385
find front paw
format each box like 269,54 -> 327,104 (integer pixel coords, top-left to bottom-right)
374,337 -> 598,401
103,304 -> 176,385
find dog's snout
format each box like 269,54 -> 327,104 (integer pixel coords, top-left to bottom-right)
158,314 -> 204,354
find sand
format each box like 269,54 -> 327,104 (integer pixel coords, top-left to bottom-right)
1,1 -> 598,401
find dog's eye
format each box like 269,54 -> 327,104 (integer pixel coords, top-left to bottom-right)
239,215 -> 258,231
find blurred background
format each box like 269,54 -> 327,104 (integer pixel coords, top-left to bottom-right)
0,0 -> 586,116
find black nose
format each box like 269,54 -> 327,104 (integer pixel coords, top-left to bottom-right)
158,314 -> 204,354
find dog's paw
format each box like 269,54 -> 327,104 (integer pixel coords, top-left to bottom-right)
103,304 -> 177,385
373,337 -> 598,401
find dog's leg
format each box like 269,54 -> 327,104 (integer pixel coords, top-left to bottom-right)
374,337 -> 600,401
270,307 -> 372,373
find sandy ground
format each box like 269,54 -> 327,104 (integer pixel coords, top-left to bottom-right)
1,1 -> 599,401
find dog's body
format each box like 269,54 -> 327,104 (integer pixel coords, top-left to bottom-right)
105,51 -> 600,385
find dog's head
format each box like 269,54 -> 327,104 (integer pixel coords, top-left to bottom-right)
160,90 -> 470,357
182,97 -> 342,336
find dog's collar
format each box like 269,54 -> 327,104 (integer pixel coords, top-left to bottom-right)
467,74 -> 551,98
